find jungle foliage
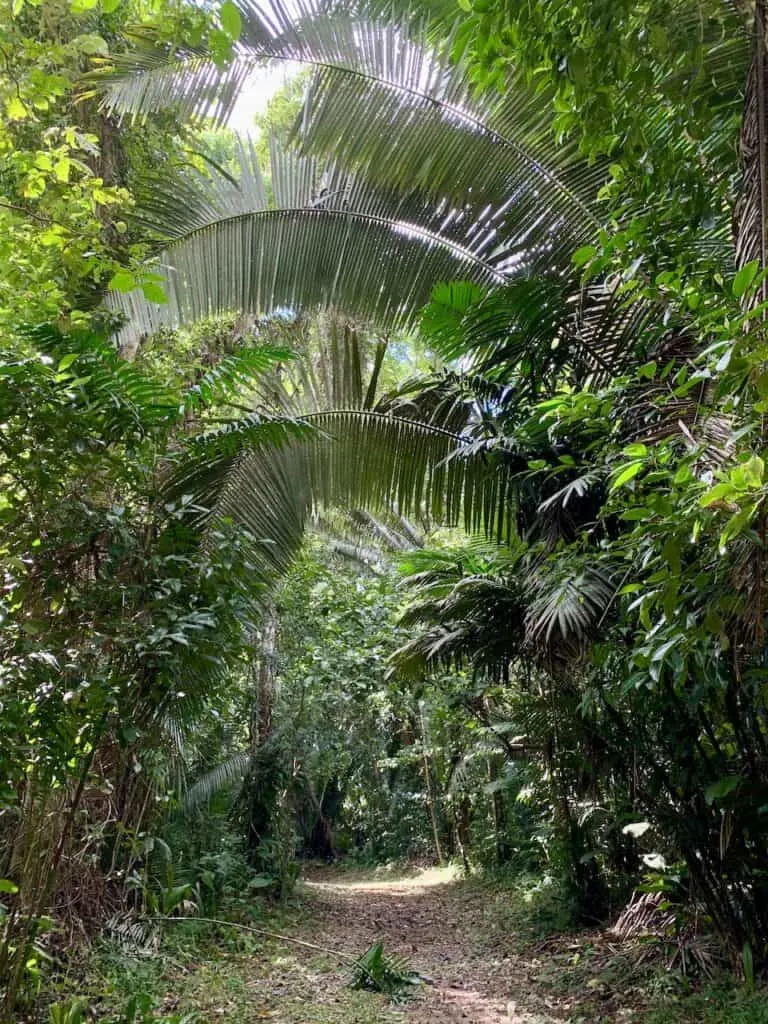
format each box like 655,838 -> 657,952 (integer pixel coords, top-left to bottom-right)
4,0 -> 768,1018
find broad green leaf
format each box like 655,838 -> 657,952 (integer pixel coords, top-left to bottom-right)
54,158 -> 71,183
57,353 -> 78,372
40,227 -> 66,248
719,504 -> 756,550
742,454 -> 764,487
705,776 -> 741,804
620,507 -> 651,520
0,880 -> 18,894
209,27 -> 235,67
609,460 -> 643,491
733,259 -> 759,299
247,875 -> 274,888
140,281 -> 167,304
220,0 -> 242,40
6,96 -> 28,121
22,175 -> 45,198
108,270 -> 136,293
622,443 -> 647,458
636,360 -> 657,380
75,33 -> 109,55
699,481 -> 735,507
619,583 -> 642,595
651,637 -> 677,663
572,245 -> 597,268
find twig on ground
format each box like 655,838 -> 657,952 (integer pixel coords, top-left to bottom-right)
146,913 -> 358,962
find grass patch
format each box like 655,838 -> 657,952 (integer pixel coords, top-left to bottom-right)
645,978 -> 768,1024
49,900 -> 406,1024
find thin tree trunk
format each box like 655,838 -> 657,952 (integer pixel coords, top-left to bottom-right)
418,702 -> 444,864
487,755 -> 510,866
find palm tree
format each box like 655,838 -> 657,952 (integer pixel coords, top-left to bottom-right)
92,0 -> 752,554
95,0 -> 612,346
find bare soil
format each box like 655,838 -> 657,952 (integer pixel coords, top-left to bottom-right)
300,865 -> 555,1023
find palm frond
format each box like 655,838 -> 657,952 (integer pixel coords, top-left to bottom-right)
250,314 -> 385,416
96,0 -> 380,124
293,21 -> 606,270
182,751 -> 252,812
110,143 -> 513,351
98,2 -> 606,260
182,345 -> 294,414
419,277 -> 662,386
132,136 -> 268,242
25,324 -> 179,440
94,27 -> 252,125
98,10 -> 607,296
537,472 -> 601,514
168,405 -> 518,597
393,547 -> 528,678
349,941 -> 420,994
525,562 -> 616,654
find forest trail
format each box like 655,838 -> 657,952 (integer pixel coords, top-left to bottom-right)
168,866 -> 644,1023
297,865 -> 554,1024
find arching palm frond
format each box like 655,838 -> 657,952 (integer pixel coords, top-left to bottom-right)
201,316 -> 434,569
110,143 -> 513,352
96,0 -> 608,281
292,18 -> 606,271
170,415 -> 313,583
172,407 -> 515,581
182,344 -> 295,414
182,751 -> 252,812
96,0 -> 379,124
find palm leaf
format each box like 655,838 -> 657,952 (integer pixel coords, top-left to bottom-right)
292,17 -> 605,270
525,562 -> 616,654
168,405 -> 516,594
419,277 -> 662,386
182,344 -> 295,414
110,142 -> 515,350
349,940 -> 420,994
393,546 -> 529,678
182,751 -> 252,812
250,313 -> 387,415
95,0 -> 607,282
24,324 -> 179,440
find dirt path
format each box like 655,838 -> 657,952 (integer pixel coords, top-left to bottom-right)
298,866 -> 553,1024
168,866 -> 646,1023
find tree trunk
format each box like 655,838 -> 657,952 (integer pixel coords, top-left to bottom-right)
418,702 -> 444,863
